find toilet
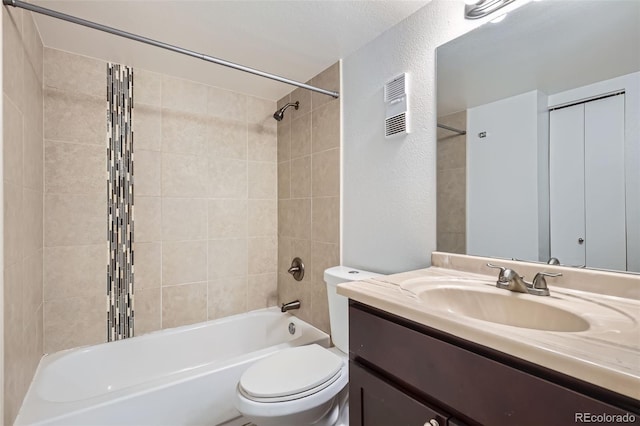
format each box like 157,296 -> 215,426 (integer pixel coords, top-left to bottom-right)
234,266 -> 380,426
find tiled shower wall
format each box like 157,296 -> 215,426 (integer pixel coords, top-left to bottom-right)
2,7 -> 45,424
277,62 -> 340,333
43,47 -> 278,353
436,110 -> 466,254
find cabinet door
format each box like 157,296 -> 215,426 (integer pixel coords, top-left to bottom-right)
350,361 -> 451,426
550,103 -> 586,266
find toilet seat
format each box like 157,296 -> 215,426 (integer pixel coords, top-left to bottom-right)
239,344 -> 343,403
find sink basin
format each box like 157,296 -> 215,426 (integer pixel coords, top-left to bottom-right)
419,286 -> 590,332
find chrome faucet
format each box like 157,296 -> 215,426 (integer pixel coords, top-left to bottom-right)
281,300 -> 301,312
486,263 -> 562,296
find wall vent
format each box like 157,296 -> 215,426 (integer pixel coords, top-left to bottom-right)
385,74 -> 406,102
385,113 -> 407,137
384,73 -> 409,138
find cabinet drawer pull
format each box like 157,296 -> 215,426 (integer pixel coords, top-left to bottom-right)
425,419 -> 439,426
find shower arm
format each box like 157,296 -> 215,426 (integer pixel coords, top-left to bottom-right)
2,0 -> 340,99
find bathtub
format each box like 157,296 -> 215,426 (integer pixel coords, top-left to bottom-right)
16,307 -> 329,426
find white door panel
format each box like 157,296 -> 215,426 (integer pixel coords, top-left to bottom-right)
550,104 -> 585,266
584,94 -> 627,270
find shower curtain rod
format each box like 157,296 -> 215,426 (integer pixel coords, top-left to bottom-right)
3,0 -> 340,99
437,123 -> 466,135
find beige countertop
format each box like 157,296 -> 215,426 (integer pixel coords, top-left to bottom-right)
338,254 -> 640,400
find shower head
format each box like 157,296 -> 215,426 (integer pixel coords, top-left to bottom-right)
273,101 -> 299,121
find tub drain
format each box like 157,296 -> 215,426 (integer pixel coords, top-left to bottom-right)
288,322 -> 296,335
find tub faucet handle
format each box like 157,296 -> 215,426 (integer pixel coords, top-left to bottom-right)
288,257 -> 305,281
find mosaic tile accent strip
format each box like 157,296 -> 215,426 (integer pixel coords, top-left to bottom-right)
107,63 -> 134,341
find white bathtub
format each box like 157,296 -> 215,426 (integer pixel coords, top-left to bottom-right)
16,307 -> 329,426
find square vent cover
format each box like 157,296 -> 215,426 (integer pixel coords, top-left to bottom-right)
384,73 -> 409,138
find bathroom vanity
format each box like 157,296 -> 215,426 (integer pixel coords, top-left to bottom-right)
339,253 -> 640,426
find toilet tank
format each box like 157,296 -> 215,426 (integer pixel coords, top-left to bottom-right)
324,266 -> 381,353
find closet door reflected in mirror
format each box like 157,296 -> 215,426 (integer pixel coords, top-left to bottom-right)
550,94 -> 626,271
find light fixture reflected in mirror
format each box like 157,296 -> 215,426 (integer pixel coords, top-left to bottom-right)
465,0 -> 515,19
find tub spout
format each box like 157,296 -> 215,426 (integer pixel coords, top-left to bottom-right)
281,300 -> 301,312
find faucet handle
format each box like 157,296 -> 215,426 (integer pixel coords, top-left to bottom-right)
487,263 -> 520,284
531,272 -> 562,296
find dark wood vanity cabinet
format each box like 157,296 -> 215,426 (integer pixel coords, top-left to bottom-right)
349,302 -> 640,426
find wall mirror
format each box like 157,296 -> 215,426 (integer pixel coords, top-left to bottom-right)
436,0 -> 640,273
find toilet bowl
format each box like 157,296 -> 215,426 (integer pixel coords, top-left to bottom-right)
234,266 -> 380,426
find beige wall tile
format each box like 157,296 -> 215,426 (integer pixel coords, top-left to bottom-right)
208,239 -> 247,280
311,148 -> 340,197
310,242 -> 340,286
247,273 -> 277,311
312,196 -> 339,244
135,287 -> 161,336
135,150 -> 161,197
4,182 -> 23,266
209,117 -> 247,160
289,88 -> 311,121
248,199 -> 276,237
44,295 -> 105,353
208,199 -> 247,239
23,187 -> 43,255
161,197 -> 207,241
248,123 -> 277,162
162,240 -> 207,286
208,277 -> 247,320
136,196 -> 162,242
208,158 -> 247,199
161,152 -> 208,198
44,245 -> 104,300
23,119 -> 43,191
44,48 -> 104,97
23,249 -> 43,318
23,60 -> 43,129
161,75 -> 207,115
290,156 -> 311,198
208,87 -> 246,121
437,232 -> 465,254
135,69 -> 162,107
247,97 -> 275,125
3,9 -> 25,112
44,192 -> 103,247
437,110 -> 466,170
248,161 -> 276,199
134,105 -> 162,151
45,140 -> 104,194
290,112 -> 312,159
135,242 -> 161,289
3,95 -> 23,185
436,167 -> 465,234
288,198 -> 311,240
278,160 -> 290,200
278,237 -> 291,275
277,121 -> 291,163
310,62 -> 340,110
311,100 -> 340,153
161,109 -> 209,156
248,236 -> 277,275
44,89 -> 105,145
23,12 -> 43,82
310,284 -> 330,334
162,282 -> 207,329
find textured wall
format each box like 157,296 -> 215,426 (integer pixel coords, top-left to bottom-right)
2,7 -> 44,425
341,0 -> 526,274
277,62 -> 340,333
42,47 -> 278,353
436,110 -> 466,254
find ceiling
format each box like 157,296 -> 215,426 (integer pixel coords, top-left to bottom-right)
32,0 -> 430,101
437,0 -> 640,116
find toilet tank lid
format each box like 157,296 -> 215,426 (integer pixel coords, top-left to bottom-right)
324,266 -> 381,285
